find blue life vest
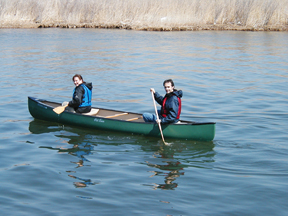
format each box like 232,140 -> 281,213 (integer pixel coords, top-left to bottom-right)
73,84 -> 92,107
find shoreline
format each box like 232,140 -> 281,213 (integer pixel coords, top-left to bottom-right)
1,0 -> 287,32
1,23 -> 288,31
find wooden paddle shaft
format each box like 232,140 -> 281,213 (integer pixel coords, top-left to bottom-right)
151,91 -> 167,144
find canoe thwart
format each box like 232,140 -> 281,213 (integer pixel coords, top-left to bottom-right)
126,116 -> 143,121
105,113 -> 128,118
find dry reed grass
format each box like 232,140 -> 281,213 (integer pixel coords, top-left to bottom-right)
0,0 -> 287,31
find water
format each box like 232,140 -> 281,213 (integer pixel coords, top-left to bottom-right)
0,28 -> 287,215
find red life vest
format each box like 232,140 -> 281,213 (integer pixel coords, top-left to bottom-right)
162,95 -> 181,119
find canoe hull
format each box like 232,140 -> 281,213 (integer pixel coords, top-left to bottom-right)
28,97 -> 216,141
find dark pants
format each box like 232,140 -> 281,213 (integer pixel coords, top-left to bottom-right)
75,106 -> 91,113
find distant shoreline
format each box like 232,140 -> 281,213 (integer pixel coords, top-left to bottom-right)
1,23 -> 287,31
1,0 -> 287,31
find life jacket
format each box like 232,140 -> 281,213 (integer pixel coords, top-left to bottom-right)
73,84 -> 92,107
162,94 -> 181,119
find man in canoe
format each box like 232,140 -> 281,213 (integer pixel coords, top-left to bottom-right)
62,74 -> 93,113
143,79 -> 183,124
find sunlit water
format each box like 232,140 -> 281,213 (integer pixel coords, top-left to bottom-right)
0,29 -> 287,216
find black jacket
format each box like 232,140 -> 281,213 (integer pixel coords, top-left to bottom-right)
69,82 -> 93,113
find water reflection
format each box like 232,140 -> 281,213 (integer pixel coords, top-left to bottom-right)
146,160 -> 185,190
40,139 -> 94,168
29,119 -> 96,188
29,119 -> 216,190
142,141 -> 215,190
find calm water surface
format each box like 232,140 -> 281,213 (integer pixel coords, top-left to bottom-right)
0,29 -> 287,215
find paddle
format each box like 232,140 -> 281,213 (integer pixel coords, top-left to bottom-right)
151,91 -> 168,145
53,104 -> 68,115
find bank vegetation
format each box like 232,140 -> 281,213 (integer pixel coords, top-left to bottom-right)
0,0 -> 287,31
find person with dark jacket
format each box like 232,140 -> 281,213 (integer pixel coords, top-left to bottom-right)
63,74 -> 93,113
143,79 -> 183,124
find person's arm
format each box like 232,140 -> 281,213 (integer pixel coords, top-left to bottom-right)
154,92 -> 164,105
69,86 -> 84,107
150,88 -> 163,106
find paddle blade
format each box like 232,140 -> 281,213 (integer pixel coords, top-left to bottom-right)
53,105 -> 67,114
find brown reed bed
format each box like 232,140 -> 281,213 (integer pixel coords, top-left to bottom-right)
0,0 -> 287,31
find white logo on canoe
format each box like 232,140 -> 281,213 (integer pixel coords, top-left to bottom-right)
94,118 -> 104,123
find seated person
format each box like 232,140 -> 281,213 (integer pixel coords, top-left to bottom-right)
63,74 -> 93,113
143,79 -> 183,124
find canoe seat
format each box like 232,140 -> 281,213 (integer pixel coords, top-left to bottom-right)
82,108 -> 100,116
176,121 -> 185,124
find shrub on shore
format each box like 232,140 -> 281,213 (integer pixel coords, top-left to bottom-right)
0,0 -> 287,31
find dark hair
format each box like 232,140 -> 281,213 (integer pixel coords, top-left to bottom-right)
163,79 -> 175,87
72,74 -> 84,82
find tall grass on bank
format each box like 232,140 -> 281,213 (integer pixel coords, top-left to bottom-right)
0,0 -> 287,31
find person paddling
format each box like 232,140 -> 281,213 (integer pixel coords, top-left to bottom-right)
143,79 -> 183,124
62,74 -> 93,113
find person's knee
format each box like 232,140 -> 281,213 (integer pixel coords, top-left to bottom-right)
142,113 -> 149,122
143,113 -> 155,122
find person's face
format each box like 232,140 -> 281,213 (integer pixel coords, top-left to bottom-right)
164,82 -> 174,94
73,77 -> 83,87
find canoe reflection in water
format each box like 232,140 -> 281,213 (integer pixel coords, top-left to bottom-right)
29,119 -> 97,188
143,142 -> 215,190
40,141 -> 97,188
40,142 -> 94,168
146,160 -> 185,190
29,119 -> 215,190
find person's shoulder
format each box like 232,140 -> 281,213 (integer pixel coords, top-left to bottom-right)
82,82 -> 93,89
173,90 -> 183,98
86,82 -> 93,89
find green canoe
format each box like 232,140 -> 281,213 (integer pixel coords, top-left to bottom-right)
28,97 -> 216,141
